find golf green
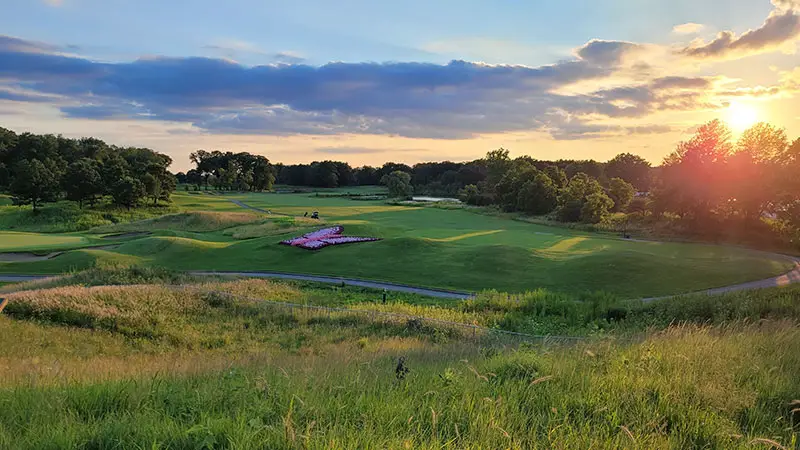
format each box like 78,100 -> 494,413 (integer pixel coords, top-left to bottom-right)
0,192 -> 793,298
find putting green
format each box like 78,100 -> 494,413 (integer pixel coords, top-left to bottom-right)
0,192 -> 793,298
0,231 -> 88,252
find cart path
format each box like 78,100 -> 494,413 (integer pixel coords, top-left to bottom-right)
639,256 -> 800,302
0,271 -> 473,299
2,257 -> 799,301
229,199 -> 291,216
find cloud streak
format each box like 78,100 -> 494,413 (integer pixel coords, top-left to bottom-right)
672,23 -> 705,35
680,1 -> 800,59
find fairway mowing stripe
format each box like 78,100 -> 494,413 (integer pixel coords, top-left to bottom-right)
424,230 -> 504,242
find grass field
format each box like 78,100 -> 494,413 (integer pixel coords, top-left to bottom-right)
0,231 -> 89,252
1,272 -> 798,449
0,191 -> 794,298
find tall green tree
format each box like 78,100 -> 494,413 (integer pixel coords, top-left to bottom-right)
606,153 -> 651,191
581,192 -> 615,223
63,158 -> 103,208
112,176 -> 146,210
607,177 -> 635,212
657,119 -> 732,220
382,171 -> 413,199
9,159 -> 62,211
142,173 -> 162,206
557,173 -> 605,222
517,172 -> 559,215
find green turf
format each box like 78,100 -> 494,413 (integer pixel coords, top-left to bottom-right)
0,231 -> 89,252
0,192 -> 792,298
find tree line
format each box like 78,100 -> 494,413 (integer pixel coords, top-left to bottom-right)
180,150 -> 275,192
0,127 -> 175,210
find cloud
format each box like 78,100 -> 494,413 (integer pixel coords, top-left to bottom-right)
273,51 -> 305,64
547,118 -> 673,141
43,0 -> 63,6
421,38 -> 567,65
0,35 -> 62,54
672,23 -> 705,35
205,39 -> 305,64
650,76 -> 713,90
680,2 -> 800,59
0,32 -> 793,142
575,40 -> 641,66
0,86 -> 60,103
1,34 -> 630,139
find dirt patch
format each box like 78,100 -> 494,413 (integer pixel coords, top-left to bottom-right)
0,251 -> 63,262
101,232 -> 151,240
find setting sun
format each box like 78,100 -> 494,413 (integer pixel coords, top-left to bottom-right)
726,101 -> 760,131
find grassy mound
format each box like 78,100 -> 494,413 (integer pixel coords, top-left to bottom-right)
222,216 -> 321,239
91,211 -> 263,234
0,201 -> 177,233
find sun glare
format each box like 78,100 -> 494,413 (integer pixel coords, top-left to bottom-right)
725,101 -> 759,132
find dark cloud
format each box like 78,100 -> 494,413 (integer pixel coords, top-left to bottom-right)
0,87 -> 58,103
0,34 -> 714,140
680,7 -> 800,59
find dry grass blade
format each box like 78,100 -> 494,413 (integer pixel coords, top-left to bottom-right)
531,375 -> 554,385
619,425 -> 635,443
464,363 -> 489,382
748,438 -> 786,449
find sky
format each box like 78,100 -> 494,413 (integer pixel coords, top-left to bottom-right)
1,0 -> 800,171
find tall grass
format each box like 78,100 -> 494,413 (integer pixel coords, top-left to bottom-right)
0,322 -> 797,449
0,201 -> 177,233
90,211 -> 263,233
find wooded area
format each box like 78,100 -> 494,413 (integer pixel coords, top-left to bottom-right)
0,127 -> 175,210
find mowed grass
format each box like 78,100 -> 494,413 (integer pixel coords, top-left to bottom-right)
0,231 -> 88,252
0,192 -> 794,298
0,278 -> 799,448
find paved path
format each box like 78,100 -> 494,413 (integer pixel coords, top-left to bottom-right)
0,271 -> 472,299
229,199 -> 291,216
0,274 -> 53,283
190,271 -> 473,299
640,256 -> 800,302
3,258 -> 800,300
